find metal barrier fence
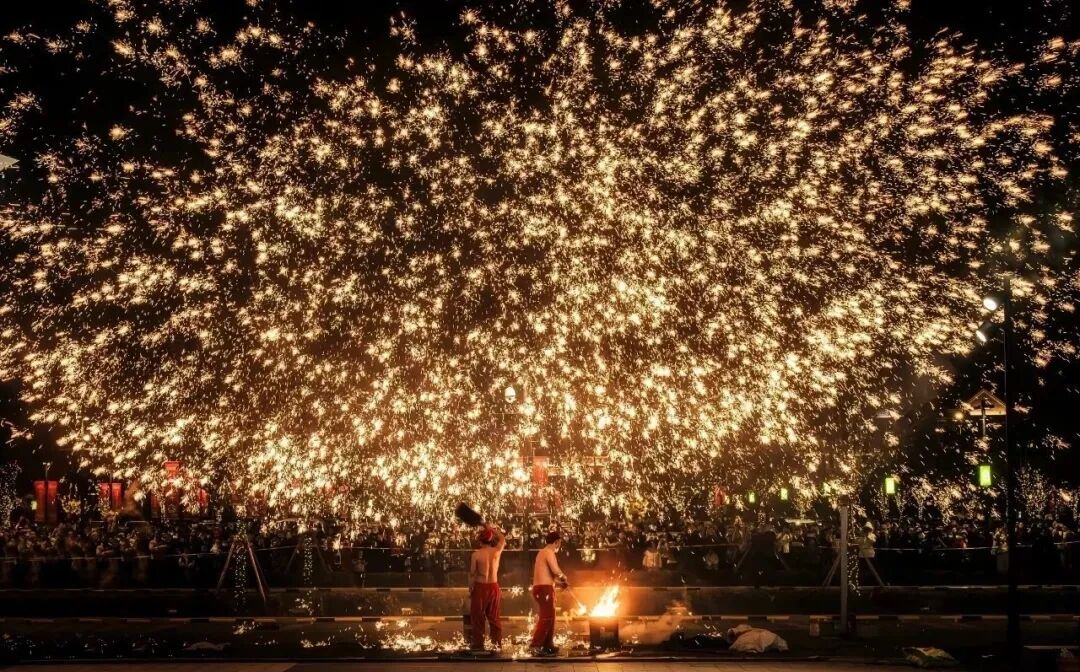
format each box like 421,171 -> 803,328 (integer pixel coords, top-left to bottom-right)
1,542 -> 1077,589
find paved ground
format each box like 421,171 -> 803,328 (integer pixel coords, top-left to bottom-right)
0,664 -> 914,671
2,617 -> 1076,669
4,588 -> 1075,669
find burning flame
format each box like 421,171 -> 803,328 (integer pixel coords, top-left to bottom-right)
589,585 -> 620,618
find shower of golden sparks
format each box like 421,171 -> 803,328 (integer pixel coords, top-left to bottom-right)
0,0 -> 1076,518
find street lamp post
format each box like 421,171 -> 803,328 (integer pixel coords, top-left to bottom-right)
874,409 -> 895,518
979,397 -> 990,442
43,461 -> 52,523
977,280 -> 1019,662
1001,282 -> 1020,664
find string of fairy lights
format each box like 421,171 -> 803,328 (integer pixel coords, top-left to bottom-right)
0,0 -> 1077,520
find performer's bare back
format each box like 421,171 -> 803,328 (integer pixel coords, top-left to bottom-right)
471,544 -> 504,584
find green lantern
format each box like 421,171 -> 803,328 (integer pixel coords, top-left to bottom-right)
884,476 -> 897,495
780,487 -> 789,501
747,491 -> 756,504
978,464 -> 992,488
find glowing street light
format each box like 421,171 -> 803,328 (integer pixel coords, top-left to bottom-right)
978,464 -> 992,488
779,487 -> 789,501
884,476 -> 897,495
747,491 -> 756,505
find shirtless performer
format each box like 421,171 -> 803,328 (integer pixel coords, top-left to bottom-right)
468,523 -> 506,650
530,530 -> 568,656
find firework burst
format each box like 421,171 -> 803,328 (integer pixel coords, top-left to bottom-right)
0,0 -> 1076,518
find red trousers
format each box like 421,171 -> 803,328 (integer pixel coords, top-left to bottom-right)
469,582 -> 502,648
530,584 -> 556,648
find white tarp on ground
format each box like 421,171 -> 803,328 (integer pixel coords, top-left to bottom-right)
726,624 -> 789,653
0,154 -> 17,170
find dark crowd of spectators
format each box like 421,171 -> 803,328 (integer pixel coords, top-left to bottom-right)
2,501 -> 1077,589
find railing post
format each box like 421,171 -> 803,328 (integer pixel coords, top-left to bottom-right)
839,504 -> 849,634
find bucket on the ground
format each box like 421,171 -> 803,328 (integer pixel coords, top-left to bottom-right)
589,617 -> 619,650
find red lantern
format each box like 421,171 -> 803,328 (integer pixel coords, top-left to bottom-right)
712,486 -> 727,508
532,456 -> 550,511
98,482 -> 123,511
33,480 -> 59,523
163,460 -> 181,519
